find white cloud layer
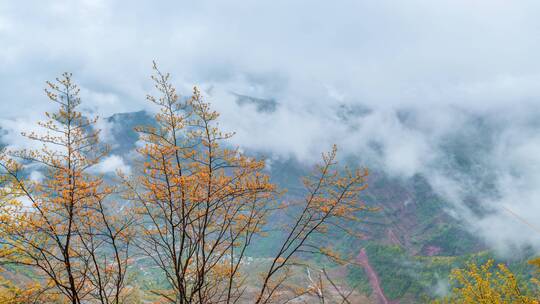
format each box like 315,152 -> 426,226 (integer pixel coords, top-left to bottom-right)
92,155 -> 131,175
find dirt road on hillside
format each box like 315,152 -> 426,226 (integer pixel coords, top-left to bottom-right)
356,248 -> 398,304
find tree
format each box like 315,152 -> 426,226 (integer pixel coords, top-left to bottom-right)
0,65 -> 372,304
434,259 -> 540,304
124,63 -> 372,304
253,145 -> 371,304
0,161 -> 56,303
0,73 -> 134,304
123,63 -> 277,303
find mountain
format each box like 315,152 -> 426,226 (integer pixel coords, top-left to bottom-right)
104,110 -> 155,155
100,110 -> 487,303
2,107 -> 533,303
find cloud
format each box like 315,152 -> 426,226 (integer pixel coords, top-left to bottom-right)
2,0 -> 540,116
92,155 -> 131,175
0,117 -> 52,151
469,123 -> 540,254
2,0 -> 540,253
93,115 -> 118,147
29,170 -> 44,183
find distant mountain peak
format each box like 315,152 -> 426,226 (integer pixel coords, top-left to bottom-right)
233,93 -> 278,113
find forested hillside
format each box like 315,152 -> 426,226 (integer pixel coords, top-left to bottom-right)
0,67 -> 539,304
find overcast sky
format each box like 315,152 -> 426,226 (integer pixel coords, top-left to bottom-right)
2,0 -> 540,254
2,1 -> 540,116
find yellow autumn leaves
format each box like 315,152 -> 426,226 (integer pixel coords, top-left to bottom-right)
0,65 -> 372,304
435,259 -> 540,304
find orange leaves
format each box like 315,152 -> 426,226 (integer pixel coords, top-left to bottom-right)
0,278 -> 58,304
0,65 -> 374,304
320,205 -> 330,213
254,145 -> 373,304
276,257 -> 286,264
0,73 -> 134,304
319,247 -> 344,265
529,257 -> 540,271
120,64 -> 280,303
